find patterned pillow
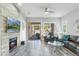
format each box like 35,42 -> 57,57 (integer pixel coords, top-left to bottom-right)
70,36 -> 78,42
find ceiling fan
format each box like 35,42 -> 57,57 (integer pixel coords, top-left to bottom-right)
44,8 -> 55,14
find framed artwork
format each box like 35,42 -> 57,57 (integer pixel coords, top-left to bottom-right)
6,17 -> 20,33
74,20 -> 79,32
63,24 -> 67,32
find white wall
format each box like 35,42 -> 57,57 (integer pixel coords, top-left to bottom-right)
20,19 -> 27,42
62,7 -> 79,36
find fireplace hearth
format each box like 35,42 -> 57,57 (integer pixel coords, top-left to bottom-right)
9,37 -> 17,52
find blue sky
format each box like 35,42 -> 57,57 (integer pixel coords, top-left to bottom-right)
7,17 -> 20,26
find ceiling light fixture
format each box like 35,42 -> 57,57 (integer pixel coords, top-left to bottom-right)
44,7 -> 55,15
44,11 -> 48,15
18,3 -> 22,5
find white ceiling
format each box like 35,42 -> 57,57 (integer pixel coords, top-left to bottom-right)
20,3 -> 79,17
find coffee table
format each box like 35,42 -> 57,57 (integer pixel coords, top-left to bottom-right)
48,41 -> 64,53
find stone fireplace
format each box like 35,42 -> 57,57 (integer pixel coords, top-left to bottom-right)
9,37 -> 17,52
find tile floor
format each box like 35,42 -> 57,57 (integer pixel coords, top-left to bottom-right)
9,40 -> 77,56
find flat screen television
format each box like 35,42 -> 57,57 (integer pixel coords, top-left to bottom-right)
7,17 -> 20,32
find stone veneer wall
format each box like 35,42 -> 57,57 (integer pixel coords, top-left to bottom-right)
0,4 -> 23,56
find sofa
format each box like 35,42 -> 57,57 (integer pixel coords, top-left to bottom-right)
62,35 -> 79,55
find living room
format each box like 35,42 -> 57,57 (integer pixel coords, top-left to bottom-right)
0,3 -> 79,56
